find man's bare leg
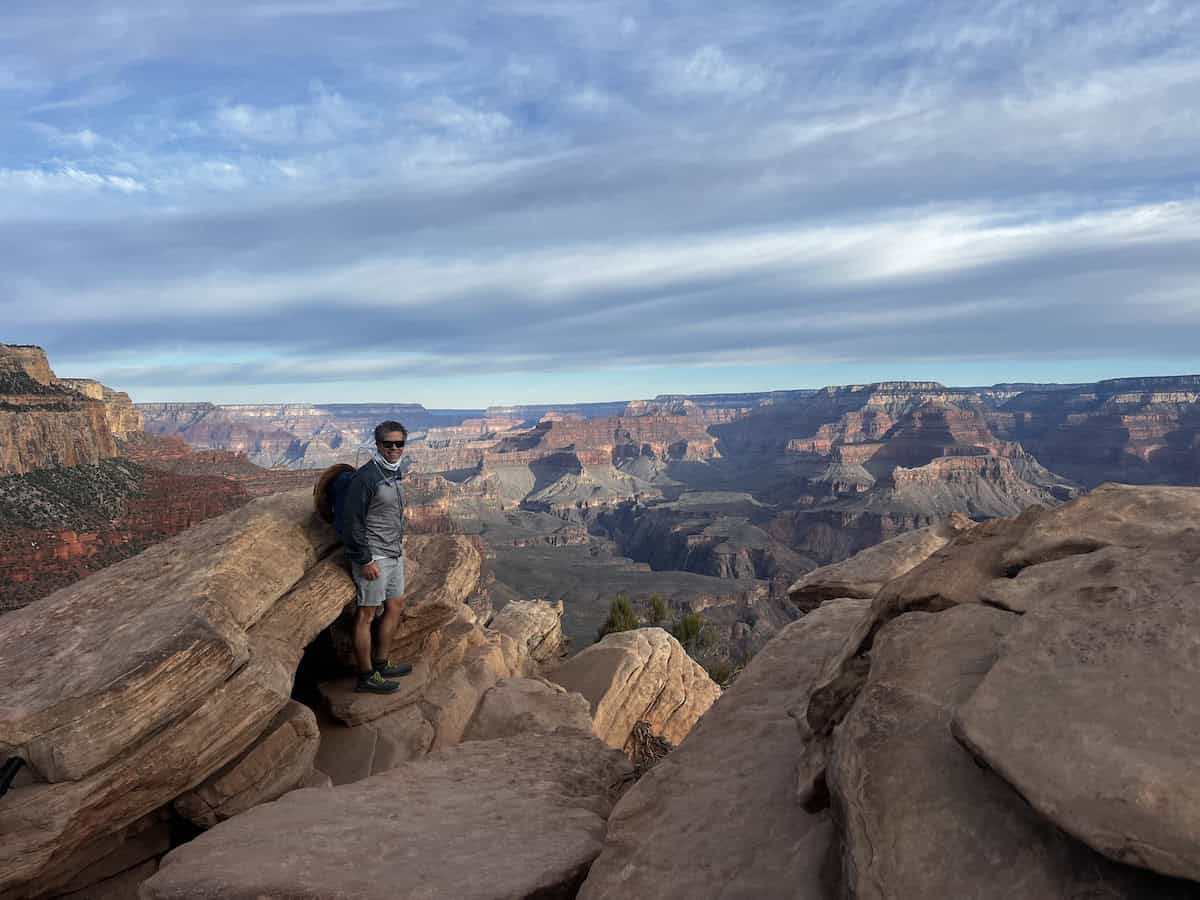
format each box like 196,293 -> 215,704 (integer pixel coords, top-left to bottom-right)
354,605 -> 376,674
375,595 -> 405,664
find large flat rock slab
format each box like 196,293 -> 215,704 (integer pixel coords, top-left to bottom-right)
141,731 -> 632,900
955,542 -> 1200,882
0,489 -> 336,783
463,677 -> 593,742
578,599 -> 870,900
831,605 -> 1189,899
806,508 -> 1044,735
318,661 -> 432,727
787,516 -> 969,611
551,627 -> 720,751
1000,483 -> 1200,571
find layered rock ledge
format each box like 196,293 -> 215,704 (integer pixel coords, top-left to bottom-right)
550,627 -> 721,753
141,731 -> 631,900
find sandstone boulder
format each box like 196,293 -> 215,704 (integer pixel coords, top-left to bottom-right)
955,540 -> 1200,883
0,490 -> 336,783
488,598 -> 567,670
550,627 -> 720,752
463,677 -> 593,741
313,704 -> 434,786
141,732 -> 632,900
578,599 -> 869,900
28,808 -> 170,899
173,700 -> 320,828
830,605 -> 1187,899
0,492 -> 350,897
806,507 -> 1044,734
999,482 -> 1200,571
787,514 -> 970,611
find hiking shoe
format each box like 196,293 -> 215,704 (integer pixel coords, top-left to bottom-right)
373,659 -> 413,678
355,671 -> 400,694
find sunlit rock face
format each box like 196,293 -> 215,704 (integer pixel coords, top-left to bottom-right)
55,378 -> 144,438
0,344 -> 118,475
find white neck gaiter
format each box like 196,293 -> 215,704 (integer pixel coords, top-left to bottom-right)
372,450 -> 403,473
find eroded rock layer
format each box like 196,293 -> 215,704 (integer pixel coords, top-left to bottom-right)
550,627 -> 720,752
0,345 -> 117,476
141,732 -> 631,900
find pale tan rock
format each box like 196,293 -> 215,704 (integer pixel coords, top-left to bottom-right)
806,508 -> 1043,735
0,651 -> 292,898
0,494 -> 348,897
1000,482 -> 1200,571
174,700 -> 320,828
319,661 -> 433,728
300,769 -> 333,789
0,490 -> 337,784
141,733 -> 632,900
831,605 -> 1186,899
578,599 -> 870,900
488,598 -> 566,671
550,628 -> 720,752
28,809 -> 170,899
463,677 -> 592,742
422,638 -> 515,749
955,541 -> 1200,883
787,514 -> 971,611
58,860 -> 158,900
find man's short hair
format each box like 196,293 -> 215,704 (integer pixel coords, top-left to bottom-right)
374,420 -> 408,442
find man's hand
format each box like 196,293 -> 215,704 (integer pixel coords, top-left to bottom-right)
362,561 -> 381,581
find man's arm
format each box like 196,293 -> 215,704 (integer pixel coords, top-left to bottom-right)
337,473 -> 375,566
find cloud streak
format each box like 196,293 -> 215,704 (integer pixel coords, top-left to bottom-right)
3,0 -> 1199,402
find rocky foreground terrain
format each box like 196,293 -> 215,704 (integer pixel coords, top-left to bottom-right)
0,490 -> 720,899
0,482 -> 1195,898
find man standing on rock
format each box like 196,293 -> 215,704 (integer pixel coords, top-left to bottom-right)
338,421 -> 414,694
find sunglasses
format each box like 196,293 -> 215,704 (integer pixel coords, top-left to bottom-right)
378,440 -> 406,449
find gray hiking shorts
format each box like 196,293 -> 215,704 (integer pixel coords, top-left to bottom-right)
351,556 -> 405,608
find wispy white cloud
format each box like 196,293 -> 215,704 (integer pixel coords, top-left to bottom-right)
656,45 -> 773,97
214,87 -> 371,145
0,165 -> 144,194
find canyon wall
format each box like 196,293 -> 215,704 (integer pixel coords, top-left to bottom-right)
56,379 -> 144,437
0,345 -> 118,476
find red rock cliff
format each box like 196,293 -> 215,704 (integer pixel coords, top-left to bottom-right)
0,345 -> 118,475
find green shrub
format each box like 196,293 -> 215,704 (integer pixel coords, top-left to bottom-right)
648,594 -> 668,626
705,660 -> 734,685
597,594 -> 639,640
672,612 -> 704,648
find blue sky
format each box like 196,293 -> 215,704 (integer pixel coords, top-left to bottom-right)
3,0 -> 1199,406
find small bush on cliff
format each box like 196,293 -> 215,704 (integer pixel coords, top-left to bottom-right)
597,594 -> 639,640
648,594 -> 668,625
672,612 -> 704,647
705,660 -> 734,686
